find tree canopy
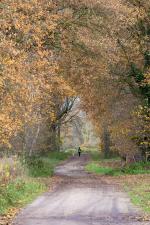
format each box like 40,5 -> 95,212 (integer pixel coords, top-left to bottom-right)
0,0 -> 149,158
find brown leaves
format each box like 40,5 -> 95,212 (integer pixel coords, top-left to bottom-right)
0,0 -> 149,155
0,0 -> 75,149
0,208 -> 19,225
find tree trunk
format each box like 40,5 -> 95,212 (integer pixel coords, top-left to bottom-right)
50,123 -> 58,151
57,123 -> 61,152
29,125 -> 40,157
102,125 -> 110,158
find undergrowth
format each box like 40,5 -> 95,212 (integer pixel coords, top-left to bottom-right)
0,151 -> 70,215
24,151 -> 70,177
0,179 -> 45,215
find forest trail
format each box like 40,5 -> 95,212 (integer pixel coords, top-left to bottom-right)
13,154 -> 148,225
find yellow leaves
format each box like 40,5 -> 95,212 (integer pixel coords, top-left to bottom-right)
0,163 -> 11,182
52,76 -> 75,97
37,50 -> 49,58
0,205 -> 19,224
144,72 -> 150,85
140,141 -> 149,146
2,57 -> 15,66
0,77 -> 4,89
131,105 -> 150,150
0,0 -> 74,150
50,112 -> 56,122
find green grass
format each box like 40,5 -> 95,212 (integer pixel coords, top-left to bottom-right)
126,183 -> 150,213
86,162 -> 113,174
86,156 -> 150,214
26,151 -> 70,177
85,161 -> 150,176
0,151 -> 70,215
88,150 -> 120,161
0,179 -> 46,215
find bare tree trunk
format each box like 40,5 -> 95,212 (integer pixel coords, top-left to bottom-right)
57,123 -> 61,152
29,125 -> 40,157
102,125 -> 110,158
22,124 -> 29,156
50,124 -> 57,151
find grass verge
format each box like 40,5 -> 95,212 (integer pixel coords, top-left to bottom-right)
0,179 -> 46,215
85,161 -> 150,176
0,151 -> 70,217
85,154 -> 150,215
124,175 -> 150,214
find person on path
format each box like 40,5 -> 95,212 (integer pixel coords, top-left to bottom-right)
78,147 -> 82,157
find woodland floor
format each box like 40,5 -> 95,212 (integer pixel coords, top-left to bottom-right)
13,154 -> 149,225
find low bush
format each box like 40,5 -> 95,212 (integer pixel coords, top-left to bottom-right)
25,151 -> 70,177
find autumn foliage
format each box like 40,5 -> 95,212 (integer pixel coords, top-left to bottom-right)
0,0 -> 149,158
0,0 -> 74,154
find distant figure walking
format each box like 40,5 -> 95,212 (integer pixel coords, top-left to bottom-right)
78,147 -> 82,157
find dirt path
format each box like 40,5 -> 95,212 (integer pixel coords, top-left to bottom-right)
13,154 -> 148,225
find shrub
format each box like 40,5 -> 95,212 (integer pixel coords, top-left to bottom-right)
24,152 -> 70,177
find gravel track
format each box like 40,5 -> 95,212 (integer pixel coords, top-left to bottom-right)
13,154 -> 149,225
